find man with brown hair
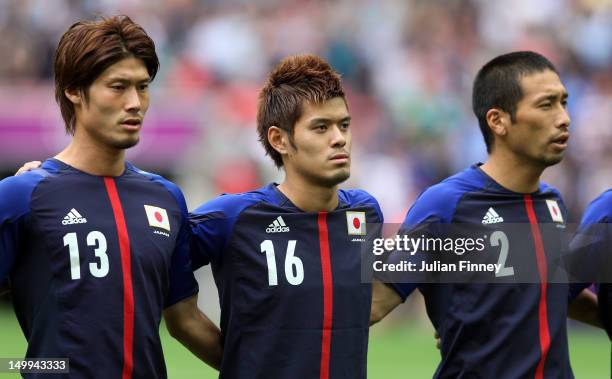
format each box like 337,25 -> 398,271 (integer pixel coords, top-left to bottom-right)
0,15 -> 220,378
189,54 -> 383,378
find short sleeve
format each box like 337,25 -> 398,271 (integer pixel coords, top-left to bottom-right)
147,177 -> 199,308
0,172 -> 45,281
165,210 -> 199,307
567,191 -> 612,290
382,183 -> 462,301
189,193 -> 262,270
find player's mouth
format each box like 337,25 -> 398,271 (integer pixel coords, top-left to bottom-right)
120,118 -> 142,131
329,152 -> 350,164
549,133 -> 569,150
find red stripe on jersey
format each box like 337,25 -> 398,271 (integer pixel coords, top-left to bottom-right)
104,177 -> 134,379
317,212 -> 333,379
524,195 -> 551,379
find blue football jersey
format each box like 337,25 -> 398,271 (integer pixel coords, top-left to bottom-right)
0,159 -> 198,379
574,190 -> 612,338
190,183 -> 383,379
390,164 -> 573,379
580,190 -> 612,225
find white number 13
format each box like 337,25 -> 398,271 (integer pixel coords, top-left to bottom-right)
63,231 -> 109,280
260,240 -> 304,286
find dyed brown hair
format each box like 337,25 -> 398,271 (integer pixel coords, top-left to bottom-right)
256,55 -> 345,168
54,15 -> 159,134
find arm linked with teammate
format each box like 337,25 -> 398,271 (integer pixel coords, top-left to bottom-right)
370,280 -> 403,325
568,288 -> 601,329
164,294 -> 223,370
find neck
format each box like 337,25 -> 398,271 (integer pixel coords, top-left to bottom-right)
277,173 -> 339,212
55,136 -> 126,177
480,149 -> 544,193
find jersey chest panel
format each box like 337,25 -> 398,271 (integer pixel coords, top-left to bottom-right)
226,205 -> 374,325
427,191 -> 571,378
229,209 -> 329,328
23,173 -> 181,317
217,203 -> 377,379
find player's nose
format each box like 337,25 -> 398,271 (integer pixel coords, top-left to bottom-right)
556,104 -> 570,129
330,124 -> 347,147
124,87 -> 142,113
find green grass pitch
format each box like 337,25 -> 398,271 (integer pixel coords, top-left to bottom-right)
0,307 -> 607,378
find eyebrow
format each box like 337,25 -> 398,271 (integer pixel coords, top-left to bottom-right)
308,116 -> 352,125
534,91 -> 568,103
105,76 -> 151,83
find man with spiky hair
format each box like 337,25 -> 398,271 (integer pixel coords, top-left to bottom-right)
190,54 -> 383,378
0,15 -> 221,378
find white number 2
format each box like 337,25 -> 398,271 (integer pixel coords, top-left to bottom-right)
63,231 -> 109,280
260,240 -> 304,286
491,230 -> 514,277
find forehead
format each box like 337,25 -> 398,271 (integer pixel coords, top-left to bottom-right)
96,56 -> 150,82
299,97 -> 349,122
518,69 -> 566,100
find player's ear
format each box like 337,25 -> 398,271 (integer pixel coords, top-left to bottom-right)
64,88 -> 83,105
268,126 -> 290,155
485,108 -> 510,138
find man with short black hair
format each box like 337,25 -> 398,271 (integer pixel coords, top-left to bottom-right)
371,51 -> 597,378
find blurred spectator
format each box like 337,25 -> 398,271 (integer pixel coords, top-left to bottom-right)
0,0 -> 610,220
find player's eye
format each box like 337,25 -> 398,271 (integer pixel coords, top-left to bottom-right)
139,83 -> 149,91
340,121 -> 350,130
539,102 -> 551,109
110,84 -> 125,91
561,99 -> 568,108
315,124 -> 327,132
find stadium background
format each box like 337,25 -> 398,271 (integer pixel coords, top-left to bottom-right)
0,0 -> 609,377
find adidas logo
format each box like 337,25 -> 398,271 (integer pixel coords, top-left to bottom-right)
62,208 -> 87,225
481,207 -> 504,224
266,216 -> 290,233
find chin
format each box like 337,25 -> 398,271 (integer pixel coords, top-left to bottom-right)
111,136 -> 140,150
319,169 -> 350,187
541,153 -> 565,167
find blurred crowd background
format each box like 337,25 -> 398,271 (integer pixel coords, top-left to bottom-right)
1,0 -> 611,221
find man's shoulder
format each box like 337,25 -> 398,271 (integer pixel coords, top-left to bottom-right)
0,169 -> 48,190
539,182 -> 564,200
127,163 -> 180,192
338,188 -> 377,205
591,189 -> 612,210
408,167 -> 486,223
126,163 -> 187,208
581,189 -> 612,224
428,166 -> 485,197
338,188 -> 383,222
191,184 -> 275,220
0,169 -> 51,216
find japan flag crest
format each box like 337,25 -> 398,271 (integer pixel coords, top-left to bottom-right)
144,205 -> 171,231
346,211 -> 366,235
546,200 -> 564,223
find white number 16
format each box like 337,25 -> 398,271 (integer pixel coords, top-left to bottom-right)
260,240 -> 304,286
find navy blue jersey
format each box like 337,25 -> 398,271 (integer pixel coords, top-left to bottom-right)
0,159 -> 198,379
390,165 -> 573,379
190,183 -> 383,379
580,190 -> 612,225
575,190 -> 612,338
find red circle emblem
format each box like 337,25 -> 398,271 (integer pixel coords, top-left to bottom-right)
353,217 -> 361,229
155,211 -> 163,222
